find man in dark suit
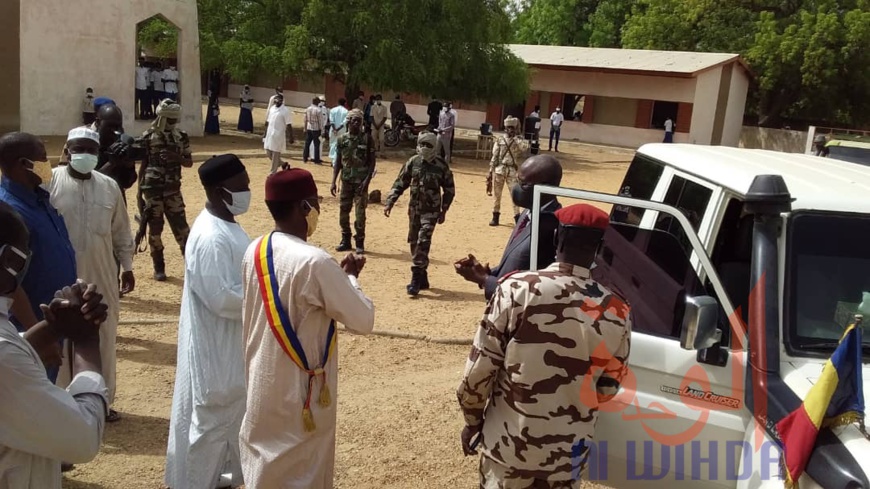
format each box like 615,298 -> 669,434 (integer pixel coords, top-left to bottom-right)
455,155 -> 563,300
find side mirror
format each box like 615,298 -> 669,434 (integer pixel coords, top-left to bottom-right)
680,296 -> 722,350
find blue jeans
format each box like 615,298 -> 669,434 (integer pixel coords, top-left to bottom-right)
549,127 -> 561,150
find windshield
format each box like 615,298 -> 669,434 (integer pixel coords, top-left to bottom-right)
787,212 -> 870,355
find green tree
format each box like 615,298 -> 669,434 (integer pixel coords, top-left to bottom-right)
137,17 -> 179,59
282,0 -> 527,103
196,0 -> 527,104
512,0 -> 634,48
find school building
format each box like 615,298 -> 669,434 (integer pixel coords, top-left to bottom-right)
230,44 -> 750,148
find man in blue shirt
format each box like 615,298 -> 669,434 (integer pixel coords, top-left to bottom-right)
0,132 -> 78,382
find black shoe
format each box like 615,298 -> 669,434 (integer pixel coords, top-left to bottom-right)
152,251 -> 167,282
335,234 -> 352,252
355,237 -> 365,254
407,270 -> 421,296
419,270 -> 430,290
489,212 -> 500,227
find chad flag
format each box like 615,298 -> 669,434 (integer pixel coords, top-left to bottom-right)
776,320 -> 865,488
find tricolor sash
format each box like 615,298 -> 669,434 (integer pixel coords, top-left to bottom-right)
254,232 -> 337,432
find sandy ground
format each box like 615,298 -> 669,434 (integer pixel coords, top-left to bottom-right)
49,103 -> 634,489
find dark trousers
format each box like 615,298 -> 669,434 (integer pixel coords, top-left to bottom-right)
304,130 -> 322,163
549,127 -> 561,150
136,89 -> 148,118
152,90 -> 166,112
664,131 -> 674,143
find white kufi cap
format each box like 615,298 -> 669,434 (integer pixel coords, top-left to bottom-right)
67,126 -> 100,144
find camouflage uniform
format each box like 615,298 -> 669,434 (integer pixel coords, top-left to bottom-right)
337,131 -> 374,247
140,128 -> 191,260
457,262 -> 632,488
384,153 -> 455,275
490,133 -> 528,218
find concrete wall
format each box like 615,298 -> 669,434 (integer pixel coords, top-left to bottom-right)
0,0 -> 20,133
689,66 -> 722,145
592,97 -> 639,127
722,66 -> 750,147
739,127 -> 808,153
20,0 -> 202,136
530,69 -> 696,104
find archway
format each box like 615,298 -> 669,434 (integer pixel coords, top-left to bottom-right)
135,15 -> 181,120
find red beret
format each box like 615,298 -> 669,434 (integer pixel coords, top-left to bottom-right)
554,204 -> 609,230
265,168 -> 318,202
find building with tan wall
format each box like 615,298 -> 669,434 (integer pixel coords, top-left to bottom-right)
0,0 -> 202,137
232,44 -> 750,148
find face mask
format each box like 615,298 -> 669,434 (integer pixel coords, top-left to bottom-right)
0,244 -> 31,297
69,153 -> 99,174
304,204 -> 319,237
376,101 -> 382,105
223,189 -> 251,216
25,159 -> 53,186
511,183 -> 534,209
417,144 -> 437,161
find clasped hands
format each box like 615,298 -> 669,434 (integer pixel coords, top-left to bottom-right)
454,254 -> 490,288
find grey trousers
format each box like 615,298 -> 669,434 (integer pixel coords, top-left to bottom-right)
267,150 -> 283,173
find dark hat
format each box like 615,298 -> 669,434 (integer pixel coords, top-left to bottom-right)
555,204 -> 609,230
265,168 -> 318,202
198,154 -> 246,186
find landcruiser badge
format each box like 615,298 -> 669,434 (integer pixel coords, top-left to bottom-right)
660,385 -> 741,409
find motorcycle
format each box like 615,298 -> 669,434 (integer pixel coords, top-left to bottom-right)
385,113 -> 432,147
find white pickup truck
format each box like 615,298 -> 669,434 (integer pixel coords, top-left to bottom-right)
530,144 -> 870,488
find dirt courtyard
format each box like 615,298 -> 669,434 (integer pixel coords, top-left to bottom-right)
51,103 -> 634,488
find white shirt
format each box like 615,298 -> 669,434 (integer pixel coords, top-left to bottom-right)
162,68 -> 179,94
267,95 -> 282,119
264,105 -> 293,153
319,105 -> 329,129
240,233 -> 374,489
530,110 -> 540,118
305,105 -> 323,131
135,66 -> 150,90
550,112 -> 564,127
664,119 -> 674,132
165,210 -> 250,489
151,70 -> 165,92
0,298 -> 108,489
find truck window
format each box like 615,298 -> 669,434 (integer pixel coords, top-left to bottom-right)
654,175 -> 713,253
611,155 -> 664,226
593,222 -> 729,346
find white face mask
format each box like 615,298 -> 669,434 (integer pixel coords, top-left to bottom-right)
69,153 -> 99,174
223,189 -> 251,216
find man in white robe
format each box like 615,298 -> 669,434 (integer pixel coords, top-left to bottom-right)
50,127 -> 135,423
165,154 -> 252,489
240,168 -> 375,488
0,203 -> 110,489
264,94 -> 294,174
328,99 -> 349,164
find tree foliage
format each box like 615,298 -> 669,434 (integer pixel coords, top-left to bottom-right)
512,0 -> 870,127
137,17 -> 179,59
197,0 -> 528,104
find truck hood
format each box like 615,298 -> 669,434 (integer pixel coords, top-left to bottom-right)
782,360 -> 870,476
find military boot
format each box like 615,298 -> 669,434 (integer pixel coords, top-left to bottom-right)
419,269 -> 430,290
152,250 -> 167,282
335,233 -> 352,252
489,212 -> 500,227
355,237 -> 365,255
406,269 -> 422,296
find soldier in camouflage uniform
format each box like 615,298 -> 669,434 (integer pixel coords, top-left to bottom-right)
487,116 -> 528,227
137,99 -> 193,281
457,204 -> 632,489
383,131 -> 456,296
330,108 -> 375,254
